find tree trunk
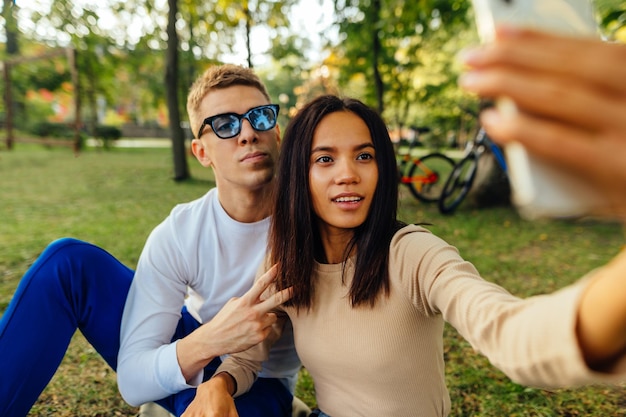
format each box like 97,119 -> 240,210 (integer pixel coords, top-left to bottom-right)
3,0 -> 18,150
166,0 -> 190,181
3,63 -> 13,149
371,0 -> 384,114
3,0 -> 18,55
85,60 -> 98,140
244,2 -> 253,68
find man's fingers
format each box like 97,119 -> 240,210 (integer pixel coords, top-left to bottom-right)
241,264 -> 278,303
259,312 -> 278,329
241,264 -> 292,312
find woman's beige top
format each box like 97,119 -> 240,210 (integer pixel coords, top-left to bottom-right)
218,225 -> 625,417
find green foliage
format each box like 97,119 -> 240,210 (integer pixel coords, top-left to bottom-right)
595,0 -> 626,40
94,125 -> 122,140
331,0 -> 473,131
123,37 -> 169,123
9,0 -> 626,145
22,62 -> 70,92
295,368 -> 317,409
30,121 -> 76,139
1,43 -> 73,131
14,0 -> 305,132
92,124 -> 122,150
258,36 -> 313,126
329,0 -> 624,140
21,94 -> 56,128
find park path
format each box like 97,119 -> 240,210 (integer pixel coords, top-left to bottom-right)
86,138 -> 172,148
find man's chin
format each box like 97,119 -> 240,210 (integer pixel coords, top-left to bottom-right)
248,170 -> 275,187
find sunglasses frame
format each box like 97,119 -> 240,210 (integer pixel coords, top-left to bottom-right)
196,104 -> 280,139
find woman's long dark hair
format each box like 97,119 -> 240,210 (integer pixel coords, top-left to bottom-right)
270,95 -> 404,310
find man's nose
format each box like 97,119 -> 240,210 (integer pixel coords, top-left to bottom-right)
238,119 -> 258,145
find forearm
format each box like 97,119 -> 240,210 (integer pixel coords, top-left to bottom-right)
176,325 -> 222,382
119,262 -> 193,404
118,342 -> 190,406
577,248 -> 626,369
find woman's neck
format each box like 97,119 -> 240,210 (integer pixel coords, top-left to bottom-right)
320,229 -> 355,264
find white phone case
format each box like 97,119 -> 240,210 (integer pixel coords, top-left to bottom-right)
471,0 -> 605,219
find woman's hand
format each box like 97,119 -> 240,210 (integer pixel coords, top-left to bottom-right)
181,374 -> 238,417
459,27 -> 626,220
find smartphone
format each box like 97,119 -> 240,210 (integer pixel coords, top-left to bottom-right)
471,0 -> 605,219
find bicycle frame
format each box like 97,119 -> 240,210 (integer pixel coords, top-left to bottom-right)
438,128 -> 508,214
474,129 -> 507,174
399,161 -> 440,187
395,141 -> 455,203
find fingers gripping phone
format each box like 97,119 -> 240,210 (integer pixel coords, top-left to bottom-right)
471,0 -> 605,219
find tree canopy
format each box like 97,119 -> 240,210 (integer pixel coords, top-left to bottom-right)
2,0 -> 624,160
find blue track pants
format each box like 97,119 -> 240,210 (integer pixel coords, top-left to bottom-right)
0,238 -> 291,416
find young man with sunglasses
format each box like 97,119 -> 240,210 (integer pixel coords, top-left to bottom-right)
0,65 -> 302,417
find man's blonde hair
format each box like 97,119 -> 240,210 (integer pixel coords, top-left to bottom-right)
187,64 -> 271,138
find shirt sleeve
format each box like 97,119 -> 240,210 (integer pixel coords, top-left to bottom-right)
117,217 -> 200,406
392,225 -> 626,389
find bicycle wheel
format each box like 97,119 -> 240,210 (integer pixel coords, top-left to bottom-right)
438,153 -> 479,214
405,152 -> 455,202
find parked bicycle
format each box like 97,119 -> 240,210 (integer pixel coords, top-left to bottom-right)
438,128 -> 508,214
396,138 -> 455,203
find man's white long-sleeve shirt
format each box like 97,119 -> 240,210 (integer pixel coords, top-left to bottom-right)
117,188 -> 300,406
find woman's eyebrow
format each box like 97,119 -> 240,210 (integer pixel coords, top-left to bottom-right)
311,145 -> 336,153
311,142 -> 374,153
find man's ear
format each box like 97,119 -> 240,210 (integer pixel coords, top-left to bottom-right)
191,139 -> 212,167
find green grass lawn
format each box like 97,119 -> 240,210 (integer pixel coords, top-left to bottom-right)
1,144 -> 625,416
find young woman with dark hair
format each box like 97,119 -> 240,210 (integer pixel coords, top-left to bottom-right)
270,96 -> 402,309
196,95 -> 626,417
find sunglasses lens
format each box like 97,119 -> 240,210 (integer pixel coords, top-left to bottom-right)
212,115 -> 240,138
206,105 -> 278,139
249,106 -> 277,131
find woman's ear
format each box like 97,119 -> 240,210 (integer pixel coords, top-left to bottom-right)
191,139 -> 212,167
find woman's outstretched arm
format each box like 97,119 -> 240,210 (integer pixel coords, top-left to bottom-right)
459,27 -> 626,369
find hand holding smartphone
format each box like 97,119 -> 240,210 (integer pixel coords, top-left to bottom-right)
470,0 -> 606,219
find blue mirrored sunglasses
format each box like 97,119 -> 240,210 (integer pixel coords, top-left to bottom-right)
197,104 -> 279,139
